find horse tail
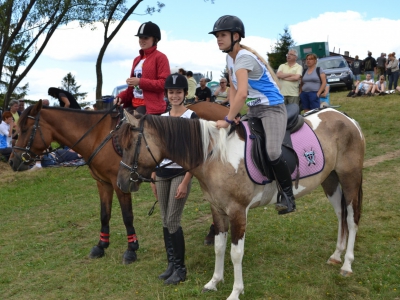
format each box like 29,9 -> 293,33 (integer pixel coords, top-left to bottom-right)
340,191 -> 348,240
353,174 -> 363,225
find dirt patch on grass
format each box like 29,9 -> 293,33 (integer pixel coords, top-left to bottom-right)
363,149 -> 400,168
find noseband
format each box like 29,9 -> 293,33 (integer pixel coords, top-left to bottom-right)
119,116 -> 160,183
12,113 -> 48,165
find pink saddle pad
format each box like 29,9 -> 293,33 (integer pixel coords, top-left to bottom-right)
241,121 -> 324,185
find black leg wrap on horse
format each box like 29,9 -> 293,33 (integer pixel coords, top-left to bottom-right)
159,227 -> 175,280
164,227 -> 186,285
271,155 -> 296,214
204,223 -> 215,246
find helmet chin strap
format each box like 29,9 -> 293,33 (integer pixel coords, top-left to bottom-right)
222,32 -> 239,53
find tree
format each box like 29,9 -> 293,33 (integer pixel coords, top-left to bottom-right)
60,72 -> 87,100
267,26 -> 296,70
92,0 -> 165,100
0,0 -> 97,111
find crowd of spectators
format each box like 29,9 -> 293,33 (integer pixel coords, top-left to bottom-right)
349,51 -> 400,97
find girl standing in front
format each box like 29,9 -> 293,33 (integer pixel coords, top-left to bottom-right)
151,74 -> 198,285
212,15 -> 296,214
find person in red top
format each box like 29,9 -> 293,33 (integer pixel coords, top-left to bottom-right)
115,21 -> 170,115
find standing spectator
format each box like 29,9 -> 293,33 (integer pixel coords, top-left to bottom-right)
211,15 -> 296,214
48,88 -> 81,109
386,53 -> 399,91
178,68 -> 186,76
115,21 -> 170,115
376,53 -> 387,80
276,49 -> 303,106
195,78 -> 211,102
151,74 -> 198,285
185,71 -> 197,104
7,100 -> 20,146
299,53 -> 327,112
41,99 -> 50,106
18,99 -> 25,113
8,100 -> 20,124
213,77 -> 230,105
363,51 -> 377,81
351,55 -> 362,81
0,111 -> 14,160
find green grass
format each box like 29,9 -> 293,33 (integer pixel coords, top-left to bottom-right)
0,90 -> 400,299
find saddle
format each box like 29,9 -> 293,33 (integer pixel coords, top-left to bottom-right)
246,104 -> 303,183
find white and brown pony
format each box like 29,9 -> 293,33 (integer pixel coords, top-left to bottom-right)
116,108 -> 365,300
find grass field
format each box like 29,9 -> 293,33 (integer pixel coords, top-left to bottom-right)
0,90 -> 399,299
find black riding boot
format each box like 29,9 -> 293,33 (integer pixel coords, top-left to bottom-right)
271,155 -> 296,215
164,227 -> 186,285
158,227 -> 175,280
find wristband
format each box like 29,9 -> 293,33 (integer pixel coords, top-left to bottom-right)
224,116 -> 234,124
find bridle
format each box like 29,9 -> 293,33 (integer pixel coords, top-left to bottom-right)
13,104 -> 123,168
119,116 -> 161,183
119,115 -> 200,184
12,112 -> 49,165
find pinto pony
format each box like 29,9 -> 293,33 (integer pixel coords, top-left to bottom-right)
116,108 -> 364,300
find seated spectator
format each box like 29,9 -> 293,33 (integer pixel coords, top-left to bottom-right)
41,147 -> 83,168
352,74 -> 374,97
0,112 -> 15,161
213,78 -> 230,105
195,78 -> 211,102
372,76 -> 387,95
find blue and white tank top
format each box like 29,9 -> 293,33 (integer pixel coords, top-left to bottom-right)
227,49 -> 283,107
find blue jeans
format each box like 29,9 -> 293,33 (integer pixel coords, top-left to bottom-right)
388,71 -> 399,90
364,71 -> 375,81
353,74 -> 361,81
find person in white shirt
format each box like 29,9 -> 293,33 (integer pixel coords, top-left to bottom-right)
353,73 -> 374,97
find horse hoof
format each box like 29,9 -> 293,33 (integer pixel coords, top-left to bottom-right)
122,250 -> 137,264
201,288 -> 213,293
340,270 -> 353,277
89,245 -> 105,259
327,258 -> 341,265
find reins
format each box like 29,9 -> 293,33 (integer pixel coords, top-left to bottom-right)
13,104 -> 123,169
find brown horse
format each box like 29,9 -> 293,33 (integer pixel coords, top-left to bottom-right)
9,101 -> 141,263
9,100 -> 226,263
116,108 -> 365,300
187,101 -> 228,121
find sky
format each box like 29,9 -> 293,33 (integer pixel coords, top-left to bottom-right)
18,0 -> 400,104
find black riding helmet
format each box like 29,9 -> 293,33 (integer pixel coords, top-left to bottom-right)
165,73 -> 188,105
135,21 -> 161,41
209,15 -> 245,53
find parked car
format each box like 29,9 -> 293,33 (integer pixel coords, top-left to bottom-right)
316,56 -> 353,90
112,84 -> 128,97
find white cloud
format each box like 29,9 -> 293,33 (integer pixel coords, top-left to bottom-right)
290,11 -> 400,58
21,12 -> 400,101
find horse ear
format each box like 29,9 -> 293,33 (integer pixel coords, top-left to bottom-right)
31,100 -> 43,116
124,109 -> 137,125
